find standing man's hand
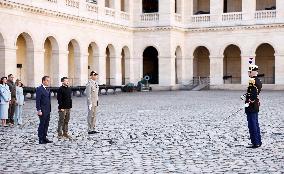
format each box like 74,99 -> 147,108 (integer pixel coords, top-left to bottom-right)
60,109 -> 65,112
38,110 -> 43,116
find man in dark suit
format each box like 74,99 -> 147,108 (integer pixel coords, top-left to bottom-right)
36,76 -> 52,144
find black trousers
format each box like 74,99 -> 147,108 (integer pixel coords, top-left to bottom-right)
38,112 -> 50,142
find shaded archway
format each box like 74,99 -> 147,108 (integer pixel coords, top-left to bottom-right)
106,44 -> 115,85
142,0 -> 159,13
256,0 -> 276,11
0,33 -> 5,77
16,33 -> 34,86
193,0 -> 210,15
143,46 -> 158,84
223,44 -> 241,84
255,43 -> 275,84
88,42 -> 99,78
175,46 -> 182,84
193,46 -> 210,78
44,36 -> 59,86
68,39 -> 80,86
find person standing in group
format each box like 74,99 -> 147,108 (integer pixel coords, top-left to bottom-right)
245,64 -> 262,148
7,74 -> 16,126
36,76 -> 52,144
57,77 -> 72,139
0,77 -> 11,127
14,79 -> 25,126
86,71 -> 99,134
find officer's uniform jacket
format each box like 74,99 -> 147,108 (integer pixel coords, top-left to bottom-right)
86,79 -> 99,107
245,76 -> 262,113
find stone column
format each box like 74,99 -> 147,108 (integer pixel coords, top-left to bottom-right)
74,52 -> 88,86
110,56 -> 122,85
97,0 -> 106,20
210,0 -> 223,23
52,50 -> 69,86
115,0 -> 121,19
242,0 -> 256,25
96,50 -> 106,85
183,57 -> 193,84
32,48 -> 45,87
275,54 -> 284,85
159,0 -> 175,26
159,56 -> 175,86
241,55 -> 255,85
276,0 -> 284,23
0,45 -> 17,78
182,0 -> 192,24
124,56 -> 133,84
210,56 -> 223,85
131,0 -> 142,26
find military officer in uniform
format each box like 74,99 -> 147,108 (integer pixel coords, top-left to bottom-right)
244,64 -> 262,148
86,71 -> 99,134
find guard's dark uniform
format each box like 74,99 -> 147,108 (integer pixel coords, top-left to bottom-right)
245,76 -> 262,147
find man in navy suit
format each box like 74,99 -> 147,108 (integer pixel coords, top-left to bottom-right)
36,76 -> 52,144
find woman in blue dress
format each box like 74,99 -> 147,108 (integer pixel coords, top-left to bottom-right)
0,77 -> 11,127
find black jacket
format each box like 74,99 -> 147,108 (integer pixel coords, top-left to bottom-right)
245,77 -> 262,113
57,85 -> 72,109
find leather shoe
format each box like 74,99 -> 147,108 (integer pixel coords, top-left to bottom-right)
39,140 -> 46,144
246,144 -> 261,148
88,131 -> 95,134
44,139 -> 53,143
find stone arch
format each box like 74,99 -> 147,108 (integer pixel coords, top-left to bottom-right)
44,36 -> 59,86
223,44 -> 241,84
16,32 -> 34,86
67,39 -> 80,86
193,46 -> 210,79
88,42 -> 99,78
143,46 -> 159,84
106,44 -> 116,85
255,43 -> 275,84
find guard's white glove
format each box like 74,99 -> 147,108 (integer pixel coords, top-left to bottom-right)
88,104 -> 92,110
244,103 -> 249,108
240,94 -> 246,101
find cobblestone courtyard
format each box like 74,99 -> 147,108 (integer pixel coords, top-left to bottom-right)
0,91 -> 283,173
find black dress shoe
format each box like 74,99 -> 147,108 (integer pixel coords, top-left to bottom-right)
88,131 -> 95,134
44,139 -> 53,143
246,144 -> 261,148
39,141 -> 47,144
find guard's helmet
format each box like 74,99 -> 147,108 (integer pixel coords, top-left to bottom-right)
248,64 -> 258,72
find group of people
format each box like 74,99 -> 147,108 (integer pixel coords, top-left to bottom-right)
1,66 -> 263,148
0,74 -> 25,127
36,71 -> 99,144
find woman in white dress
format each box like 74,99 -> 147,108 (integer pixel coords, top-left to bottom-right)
0,77 -> 11,127
15,79 -> 25,125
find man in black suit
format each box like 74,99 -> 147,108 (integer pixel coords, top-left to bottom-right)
36,76 -> 52,144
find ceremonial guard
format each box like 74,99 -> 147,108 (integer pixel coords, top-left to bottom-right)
244,64 -> 262,148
